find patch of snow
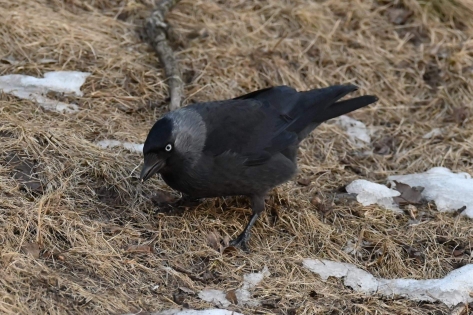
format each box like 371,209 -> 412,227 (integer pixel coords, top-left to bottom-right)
303,259 -> 378,293
151,310 -> 244,315
0,71 -> 90,113
96,140 -> 143,153
198,266 -> 270,307
346,179 -> 402,212
388,167 -> 473,218
334,115 -> 371,147
236,266 -> 270,307
303,259 -> 473,307
198,289 -> 230,307
423,128 -> 443,139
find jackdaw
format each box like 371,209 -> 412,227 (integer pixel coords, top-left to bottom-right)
140,84 -> 378,251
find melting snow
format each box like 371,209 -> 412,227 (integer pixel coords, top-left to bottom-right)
0,71 -> 90,113
334,115 -> 371,147
346,179 -> 401,212
346,167 -> 473,219
96,140 -> 143,153
198,266 -> 270,307
198,290 -> 230,307
303,259 -> 473,307
388,167 -> 473,218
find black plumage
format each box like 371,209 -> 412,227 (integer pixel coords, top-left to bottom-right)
140,84 -> 378,251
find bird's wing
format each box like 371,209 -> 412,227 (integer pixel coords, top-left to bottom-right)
196,84 -> 377,166
194,99 -> 298,166
234,85 -> 378,136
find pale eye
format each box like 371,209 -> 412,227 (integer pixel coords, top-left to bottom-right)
165,144 -> 173,152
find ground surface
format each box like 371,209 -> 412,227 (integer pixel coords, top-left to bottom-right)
1,0 -> 473,314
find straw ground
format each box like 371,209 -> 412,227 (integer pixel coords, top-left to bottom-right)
1,0 -> 472,314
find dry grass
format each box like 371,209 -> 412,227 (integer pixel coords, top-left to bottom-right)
1,0 -> 473,314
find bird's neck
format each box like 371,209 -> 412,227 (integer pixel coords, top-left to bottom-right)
161,151 -> 197,174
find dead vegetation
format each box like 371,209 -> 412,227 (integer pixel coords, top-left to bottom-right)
0,0 -> 472,314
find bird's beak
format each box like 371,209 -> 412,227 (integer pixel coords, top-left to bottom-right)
140,155 -> 166,182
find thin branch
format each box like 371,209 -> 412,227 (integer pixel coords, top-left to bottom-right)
144,0 -> 184,111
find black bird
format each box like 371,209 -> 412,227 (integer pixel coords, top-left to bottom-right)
140,85 -> 378,251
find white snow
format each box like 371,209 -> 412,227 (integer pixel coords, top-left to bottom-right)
236,266 -> 270,307
303,259 -> 473,307
96,140 -> 144,153
346,179 -> 402,212
334,115 -> 371,147
198,266 -> 270,307
303,259 -> 378,293
388,167 -> 473,218
198,289 -> 230,307
346,167 -> 473,218
423,128 -> 443,139
0,71 -> 90,113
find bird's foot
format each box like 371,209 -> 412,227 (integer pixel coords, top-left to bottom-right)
229,233 -> 251,253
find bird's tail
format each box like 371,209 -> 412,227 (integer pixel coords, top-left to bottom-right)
234,84 -> 378,141
289,85 -> 378,140
284,85 -> 374,132
316,95 -> 378,122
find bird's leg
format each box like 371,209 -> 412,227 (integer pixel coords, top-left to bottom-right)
230,194 -> 266,252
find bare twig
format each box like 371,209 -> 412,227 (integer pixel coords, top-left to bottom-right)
144,0 -> 184,111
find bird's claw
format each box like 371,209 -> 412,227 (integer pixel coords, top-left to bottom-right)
229,234 -> 250,253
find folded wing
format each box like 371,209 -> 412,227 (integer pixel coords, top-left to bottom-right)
197,85 -> 378,165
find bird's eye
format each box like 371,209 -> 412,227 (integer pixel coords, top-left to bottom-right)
165,144 -> 173,152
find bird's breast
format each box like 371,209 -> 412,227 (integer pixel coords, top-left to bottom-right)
159,152 -> 297,199
159,155 -> 206,196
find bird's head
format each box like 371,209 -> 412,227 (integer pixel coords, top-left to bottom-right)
140,117 -> 175,182
140,109 -> 207,182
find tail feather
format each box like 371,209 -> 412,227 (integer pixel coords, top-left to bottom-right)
316,95 -> 378,122
284,84 -> 359,134
295,95 -> 378,141
234,84 -> 378,142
